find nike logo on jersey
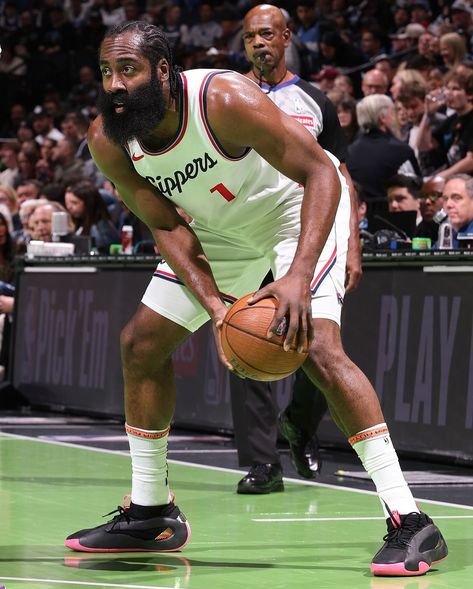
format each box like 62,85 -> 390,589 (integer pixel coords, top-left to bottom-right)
145,152 -> 218,198
132,153 -> 144,161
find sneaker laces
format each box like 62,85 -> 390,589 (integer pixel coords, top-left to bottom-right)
103,505 -> 131,528
383,512 -> 424,549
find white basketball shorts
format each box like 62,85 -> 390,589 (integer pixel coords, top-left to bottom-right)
142,170 -> 351,332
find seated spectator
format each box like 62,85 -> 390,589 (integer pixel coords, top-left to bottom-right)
415,175 -> 446,242
100,0 -> 126,26
16,143 -> 41,183
67,65 -> 100,113
396,78 -> 448,176
0,206 -> 16,285
347,94 -> 421,217
0,141 -> 20,188
416,31 -> 442,69
13,198 -> 49,250
0,206 -> 16,377
313,66 -> 339,93
159,2 -> 190,60
417,70 -> 473,177
360,27 -> 386,62
333,74 -> 355,98
361,68 -> 389,97
0,185 -> 21,231
315,30 -> 364,93
390,68 -> 427,101
0,103 -> 27,139
51,138 -> 85,188
188,2 -> 222,51
295,0 -> 321,74
439,32 -> 468,72
374,56 -> 397,87
15,179 -> 42,206
450,1 -> 473,54
386,174 -> 422,225
61,112 -> 91,161
331,95 -> 359,145
31,107 -> 64,146
29,201 -> 75,242
443,173 -> 473,247
65,180 -> 120,253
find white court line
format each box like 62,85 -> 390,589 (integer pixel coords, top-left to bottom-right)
1,431 -> 473,512
0,578 -> 173,589
0,577 -> 175,589
252,515 -> 473,522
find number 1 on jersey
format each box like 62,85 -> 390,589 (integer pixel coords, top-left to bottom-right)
210,183 -> 236,202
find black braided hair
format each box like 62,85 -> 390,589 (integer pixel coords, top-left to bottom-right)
102,21 -> 181,99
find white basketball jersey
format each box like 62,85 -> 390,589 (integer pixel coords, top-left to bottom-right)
126,69 -> 303,232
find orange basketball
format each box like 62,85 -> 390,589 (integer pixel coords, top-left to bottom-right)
221,293 -> 308,381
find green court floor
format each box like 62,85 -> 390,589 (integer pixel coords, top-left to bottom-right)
0,433 -> 471,589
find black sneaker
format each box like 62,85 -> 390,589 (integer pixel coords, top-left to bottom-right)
371,511 -> 448,576
278,411 -> 322,479
237,463 -> 284,494
65,502 -> 191,553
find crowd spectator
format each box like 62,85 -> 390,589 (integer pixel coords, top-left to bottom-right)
187,2 -> 222,51
15,180 -> 42,206
417,70 -> 473,177
443,173 -> 473,246
386,174 -> 422,226
415,175 -> 446,243
439,32 -> 468,71
51,138 -> 85,187
17,143 -> 41,183
64,180 -> 120,253
31,107 -> 64,146
0,207 -> 16,285
361,68 -> 389,96
347,94 -> 420,217
0,185 -> 20,231
13,197 -> 49,249
450,1 -> 473,54
0,141 -> 20,187
67,65 -> 100,113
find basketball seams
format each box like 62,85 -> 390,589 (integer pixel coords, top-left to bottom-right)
222,320 -> 285,349
221,323 -> 292,379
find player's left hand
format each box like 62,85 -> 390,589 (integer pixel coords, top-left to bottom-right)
345,246 -> 362,292
211,304 -> 237,373
248,274 -> 313,353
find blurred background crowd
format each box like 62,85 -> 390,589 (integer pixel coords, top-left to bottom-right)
0,0 -> 472,288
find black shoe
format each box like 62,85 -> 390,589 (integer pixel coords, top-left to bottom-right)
65,501 -> 191,553
278,411 -> 321,479
371,511 -> 448,576
237,463 -> 284,494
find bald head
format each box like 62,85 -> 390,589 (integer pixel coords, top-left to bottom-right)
362,69 -> 389,96
243,4 -> 287,30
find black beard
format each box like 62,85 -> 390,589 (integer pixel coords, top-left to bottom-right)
97,71 -> 167,145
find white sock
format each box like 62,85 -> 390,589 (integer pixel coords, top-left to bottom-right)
126,423 -> 171,507
349,423 -> 419,518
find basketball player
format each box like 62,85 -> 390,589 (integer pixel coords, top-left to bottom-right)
232,4 -> 361,494
65,21 -> 447,577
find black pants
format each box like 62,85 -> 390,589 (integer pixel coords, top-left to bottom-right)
230,368 -> 328,467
